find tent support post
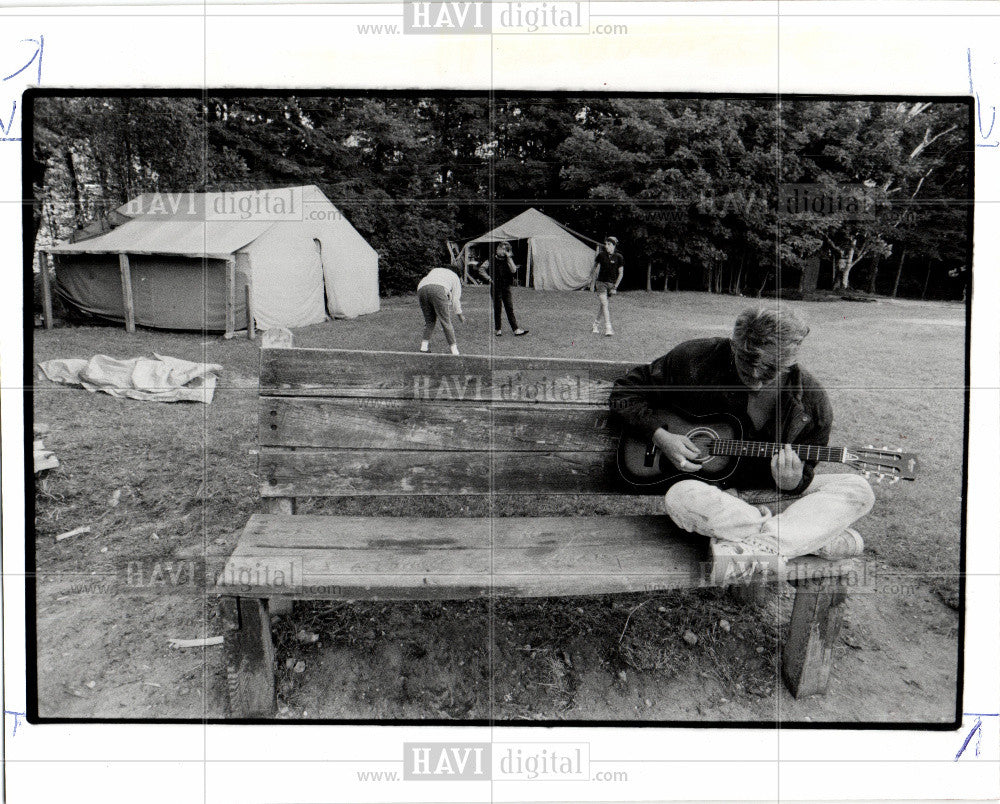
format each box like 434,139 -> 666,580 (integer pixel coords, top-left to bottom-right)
118,253 -> 136,333
39,251 -> 53,329
462,248 -> 470,285
225,257 -> 236,339
526,243 -> 532,289
246,283 -> 256,340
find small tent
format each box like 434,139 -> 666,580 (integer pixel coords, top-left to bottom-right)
459,208 -> 598,291
47,185 -> 379,331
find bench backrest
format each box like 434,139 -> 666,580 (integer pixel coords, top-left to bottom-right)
258,336 -> 636,507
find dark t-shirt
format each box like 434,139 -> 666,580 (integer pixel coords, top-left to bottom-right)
595,250 -> 624,283
480,256 -> 516,288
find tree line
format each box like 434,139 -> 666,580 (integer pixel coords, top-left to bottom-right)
31,94 -> 970,300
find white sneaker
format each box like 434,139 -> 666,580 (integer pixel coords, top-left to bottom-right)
450,344 -> 460,355
592,321 -> 600,334
419,341 -> 429,353
814,528 -> 864,560
604,324 -> 614,336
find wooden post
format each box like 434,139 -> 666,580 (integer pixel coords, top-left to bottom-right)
225,257 -> 236,339
260,325 -> 294,613
462,247 -> 470,285
525,242 -> 533,289
118,253 -> 135,333
646,262 -> 652,293
261,328 -> 295,515
221,596 -> 276,717
38,251 -> 53,329
782,575 -> 848,697
245,283 -> 256,340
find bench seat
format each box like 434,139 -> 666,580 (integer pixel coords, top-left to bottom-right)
217,513 -> 860,601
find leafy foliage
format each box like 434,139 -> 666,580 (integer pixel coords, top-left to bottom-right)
32,95 -> 970,301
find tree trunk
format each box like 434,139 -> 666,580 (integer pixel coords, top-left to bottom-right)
730,256 -> 744,295
64,148 -> 85,227
834,239 -> 857,290
891,249 -> 907,298
866,253 -> 882,295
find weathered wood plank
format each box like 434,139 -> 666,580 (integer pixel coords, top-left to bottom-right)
260,348 -> 632,402
781,575 -> 848,697
216,514 -> 858,601
216,514 -> 706,599
221,596 -> 276,717
258,448 -> 617,496
259,397 -> 614,451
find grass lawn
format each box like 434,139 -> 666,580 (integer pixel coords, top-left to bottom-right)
30,287 -> 966,720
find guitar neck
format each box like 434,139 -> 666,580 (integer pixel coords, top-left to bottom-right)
709,440 -> 844,464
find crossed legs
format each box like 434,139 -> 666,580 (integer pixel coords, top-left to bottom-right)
663,474 -> 875,559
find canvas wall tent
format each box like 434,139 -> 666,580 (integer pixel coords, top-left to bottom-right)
45,185 -> 379,332
459,208 -> 599,291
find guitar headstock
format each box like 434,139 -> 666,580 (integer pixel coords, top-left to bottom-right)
845,445 -> 918,484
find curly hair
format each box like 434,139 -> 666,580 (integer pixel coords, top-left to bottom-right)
732,306 -> 810,362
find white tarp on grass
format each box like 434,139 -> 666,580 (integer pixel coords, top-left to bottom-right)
39,354 -> 223,403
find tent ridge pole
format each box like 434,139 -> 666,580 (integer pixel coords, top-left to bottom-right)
39,251 -> 54,330
225,256 -> 236,339
118,252 -> 136,333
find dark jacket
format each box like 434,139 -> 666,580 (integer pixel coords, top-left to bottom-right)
608,337 -> 833,494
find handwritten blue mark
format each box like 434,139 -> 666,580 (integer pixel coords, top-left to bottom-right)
4,710 -> 26,737
968,48 -> 999,148
2,35 -> 43,83
1,35 -> 44,143
955,713 -> 998,761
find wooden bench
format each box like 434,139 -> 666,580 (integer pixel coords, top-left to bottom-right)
216,331 -> 862,717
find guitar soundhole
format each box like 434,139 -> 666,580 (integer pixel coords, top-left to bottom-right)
686,426 -> 722,469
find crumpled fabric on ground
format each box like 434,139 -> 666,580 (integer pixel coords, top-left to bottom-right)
38,353 -> 224,403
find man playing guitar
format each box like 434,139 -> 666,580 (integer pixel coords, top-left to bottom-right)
609,307 -> 875,582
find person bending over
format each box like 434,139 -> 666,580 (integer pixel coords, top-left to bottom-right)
417,265 -> 465,355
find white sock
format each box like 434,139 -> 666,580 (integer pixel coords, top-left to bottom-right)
450,344 -> 460,355
420,341 -> 429,352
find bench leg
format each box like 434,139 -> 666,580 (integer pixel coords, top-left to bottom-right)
221,596 -> 276,717
781,576 -> 847,698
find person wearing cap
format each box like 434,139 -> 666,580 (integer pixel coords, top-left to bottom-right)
589,236 -> 624,336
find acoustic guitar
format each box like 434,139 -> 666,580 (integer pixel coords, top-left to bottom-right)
617,409 -> 918,494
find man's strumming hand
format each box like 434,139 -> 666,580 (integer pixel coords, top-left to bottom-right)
653,427 -> 705,472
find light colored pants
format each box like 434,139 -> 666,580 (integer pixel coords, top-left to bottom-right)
418,284 -> 456,346
663,474 -> 875,559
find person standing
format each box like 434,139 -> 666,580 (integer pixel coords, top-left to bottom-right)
417,265 -> 465,355
479,242 -> 528,337
590,236 -> 624,336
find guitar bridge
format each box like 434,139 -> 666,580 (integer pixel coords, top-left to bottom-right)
644,443 -> 658,468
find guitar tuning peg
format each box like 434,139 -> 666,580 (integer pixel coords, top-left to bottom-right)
863,471 -> 871,478
889,476 -> 900,485
875,474 -> 883,484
